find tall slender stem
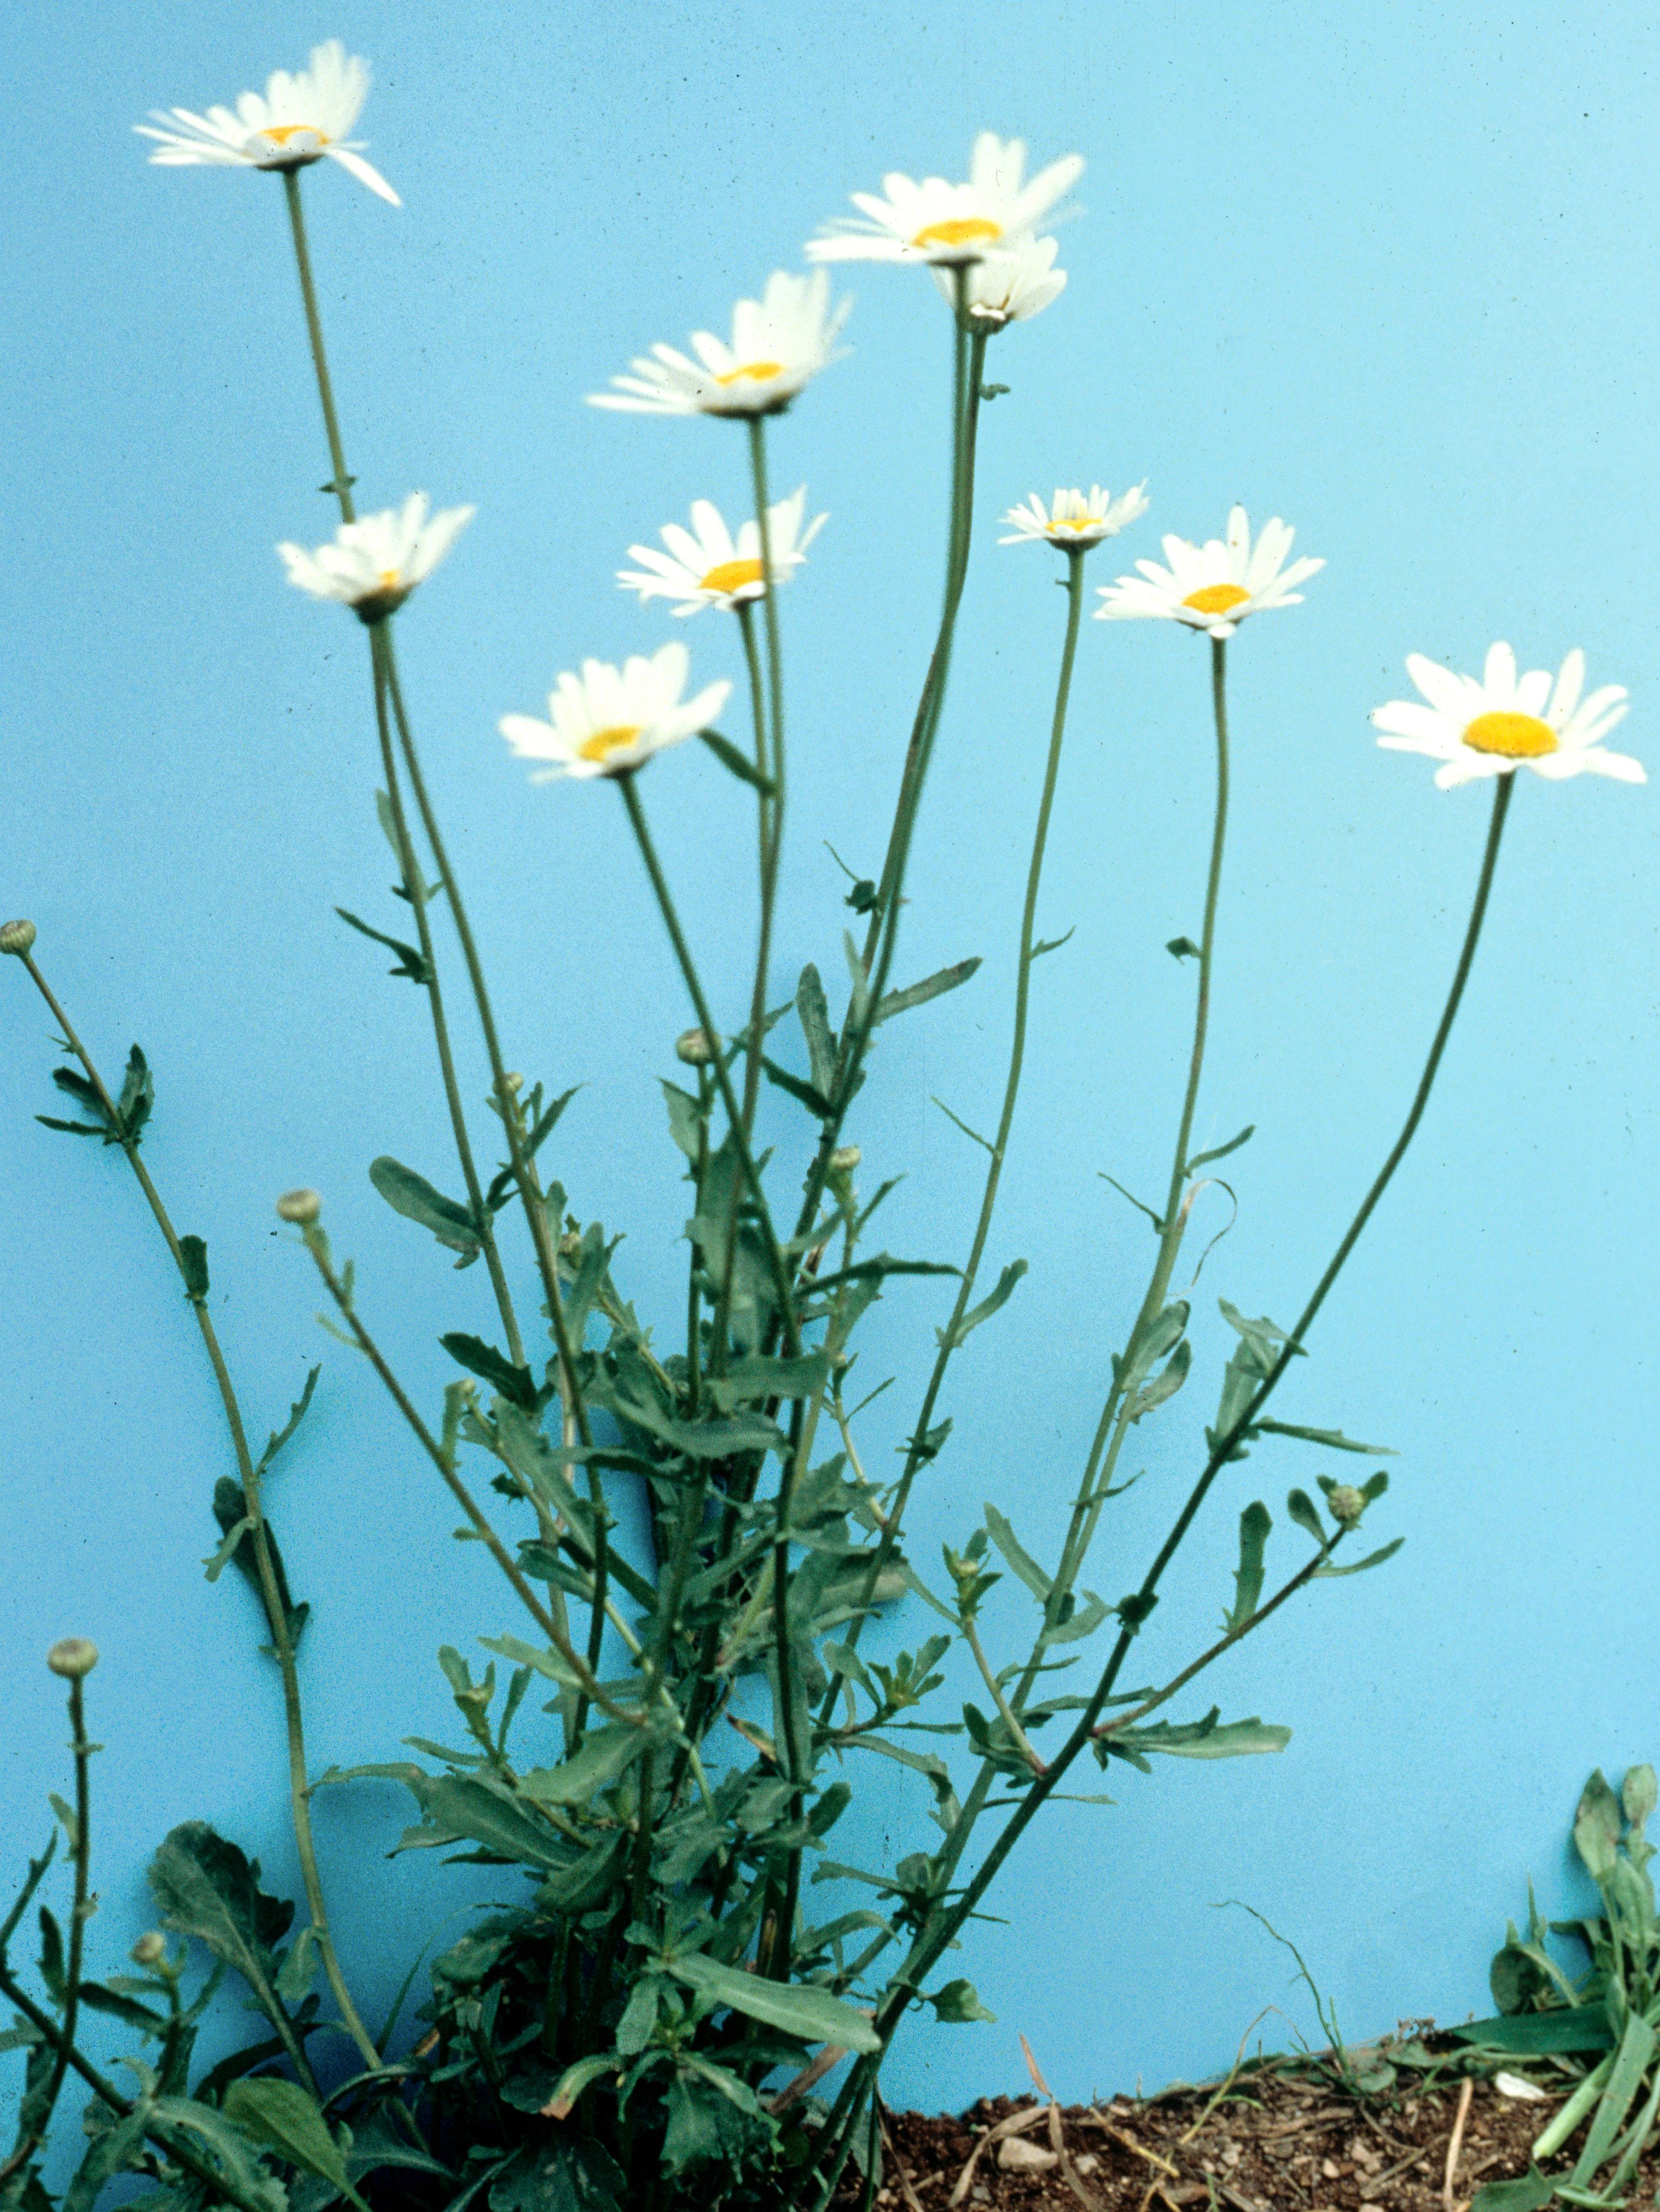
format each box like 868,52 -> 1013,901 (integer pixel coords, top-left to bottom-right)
281,172 -> 354,522
735,597 -> 773,1138
740,418 -> 785,1141
11,955 -> 377,2072
12,1673 -> 96,2168
366,632 -> 526,1367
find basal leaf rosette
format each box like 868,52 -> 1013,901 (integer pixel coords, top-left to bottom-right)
1373,643 -> 1643,789
136,39 -> 400,205
277,495 -> 474,624
1096,506 -> 1322,639
501,643 -> 732,781
618,489 -> 827,615
589,271 -> 848,419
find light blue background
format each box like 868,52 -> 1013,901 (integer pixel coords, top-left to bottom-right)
3,0 -> 1657,2126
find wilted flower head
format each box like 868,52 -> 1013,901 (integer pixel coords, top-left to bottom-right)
809,133 -> 1082,267
618,488 -> 827,616
1096,507 -> 1322,639
589,271 -> 848,419
1001,484 -> 1149,550
501,642 -> 731,782
934,234 -> 1067,327
1373,644 -> 1642,790
135,40 -> 400,205
277,494 -> 474,623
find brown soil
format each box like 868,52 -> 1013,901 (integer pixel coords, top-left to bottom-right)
849,2058 -> 1624,2210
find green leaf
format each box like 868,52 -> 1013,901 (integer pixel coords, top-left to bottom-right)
370,1154 -> 480,1264
36,1113 -> 106,1137
1185,1124 -> 1255,1174
983,1505 -> 1050,1600
1313,1537 -> 1404,1578
1039,1590 -> 1111,1647
1253,1418 -> 1395,1455
1471,2170 -> 1558,2212
1218,1298 -> 1302,1368
486,1088 -> 580,1211
1451,2012 -> 1613,2055
115,1046 -> 154,1139
662,1950 -> 880,2051
476,1632 -> 585,1692
335,906 -> 430,984
796,965 -> 837,1099
661,1081 -> 707,1163
62,2104 -> 152,2212
519,1725 -> 649,1810
224,2076 -> 353,2197
698,726 -> 776,794
178,1235 -> 210,1302
1226,1503 -> 1272,1631
1571,2006 -> 1654,2185
932,1096 -> 995,1154
939,1260 -> 1027,1352
274,1924 -> 317,2004
149,1823 -> 295,2040
926,1978 -> 996,2025
1286,1489 -> 1325,1544
210,1479 -> 309,1652
706,1351 -> 830,1411
1099,1173 -> 1164,1233
543,2051 -> 620,2120
808,1254 -> 959,1296
1030,927 -> 1075,962
1167,936 -> 1202,961
72,1979 -> 168,2033
761,1057 -> 834,1118
874,957 -> 981,1027
439,1332 -> 538,1410
381,1770 -> 567,1870
1129,1336 -> 1191,1423
1110,1709 -> 1291,1761
254,1367 -> 321,1481
1574,1771 -> 1623,1884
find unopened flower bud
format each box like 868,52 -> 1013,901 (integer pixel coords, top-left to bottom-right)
829,1145 -> 862,1175
498,1072 -> 523,1095
1327,1484 -> 1365,1526
47,1638 -> 99,1679
276,1188 -> 322,1227
130,1932 -> 168,1967
675,1028 -> 715,1066
0,919 -> 37,957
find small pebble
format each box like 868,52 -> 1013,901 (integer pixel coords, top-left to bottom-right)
1494,2071 -> 1548,2101
998,2136 -> 1059,2172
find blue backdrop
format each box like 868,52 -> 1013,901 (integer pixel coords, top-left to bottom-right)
4,0 -> 1658,2124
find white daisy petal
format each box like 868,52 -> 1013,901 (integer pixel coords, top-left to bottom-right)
277,496 -> 471,618
1094,505 -> 1318,634
809,132 -> 1082,274
136,40 -> 395,202
999,480 -> 1149,549
589,271 -> 846,419
502,642 -> 731,781
614,489 -> 827,614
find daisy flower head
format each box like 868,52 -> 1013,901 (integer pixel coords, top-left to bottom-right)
277,494 -> 474,623
934,235 -> 1067,329
809,132 -> 1083,268
1373,643 -> 1641,790
1096,507 -> 1322,640
589,271 -> 848,420
618,488 -> 828,615
136,40 -> 400,205
501,643 -> 732,782
1001,483 -> 1150,551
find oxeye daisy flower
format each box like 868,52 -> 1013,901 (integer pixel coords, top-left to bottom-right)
500,643 -> 731,782
1373,644 -> 1642,789
808,132 -> 1082,267
1000,483 -> 1149,550
277,494 -> 474,623
1095,507 -> 1322,639
933,235 -> 1068,327
589,271 -> 848,419
617,488 -> 827,615
135,40 -> 400,206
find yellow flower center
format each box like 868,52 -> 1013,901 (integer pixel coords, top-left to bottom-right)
1049,517 -> 1099,535
1182,583 -> 1251,617
378,569 -> 402,588
715,360 -> 786,386
912,216 -> 1003,249
578,723 -> 644,766
700,557 -> 766,596
1462,710 -> 1558,760
260,123 -> 321,145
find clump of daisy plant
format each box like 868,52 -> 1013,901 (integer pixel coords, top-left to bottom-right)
4,69 -> 1649,2212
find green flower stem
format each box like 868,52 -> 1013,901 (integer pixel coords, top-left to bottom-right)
615,775 -> 802,1357
282,173 -> 355,522
367,632 -> 527,1370
0,1967 -> 284,2212
815,771 -> 1520,2195
6,1674 -> 95,2174
793,302 -> 990,1249
298,1224 -> 644,1727
817,545 -> 1091,1720
735,596 -> 773,1119
10,954 -> 374,2076
379,638 -> 592,1430
741,418 -> 786,1140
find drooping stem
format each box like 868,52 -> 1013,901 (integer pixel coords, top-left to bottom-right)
366,630 -> 526,1368
819,546 -> 1090,1711
615,775 -> 802,1356
9,954 -> 376,2073
281,171 -> 355,522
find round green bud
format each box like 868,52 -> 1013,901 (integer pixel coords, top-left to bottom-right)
498,1071 -> 523,1095
47,1637 -> 99,1679
0,920 -> 37,957
829,1145 -> 862,1175
1327,1484 -> 1365,1526
675,1028 -> 716,1066
275,1188 -> 322,1226
130,1932 -> 168,1967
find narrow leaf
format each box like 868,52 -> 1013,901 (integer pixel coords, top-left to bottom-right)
224,2075 -> 351,2194
940,1259 -> 1028,1351
1254,1418 -> 1395,1456
1313,1537 -> 1404,1578
178,1235 -> 210,1301
796,965 -> 836,1097
663,1949 -> 880,2051
983,1505 -> 1051,1600
698,727 -> 775,794
762,1057 -> 834,1118
874,957 -> 982,1027
439,1332 -> 538,1410
335,905 -> 430,984
1227,1503 -> 1272,1631
370,1155 -> 480,1260
1185,1124 -> 1255,1175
